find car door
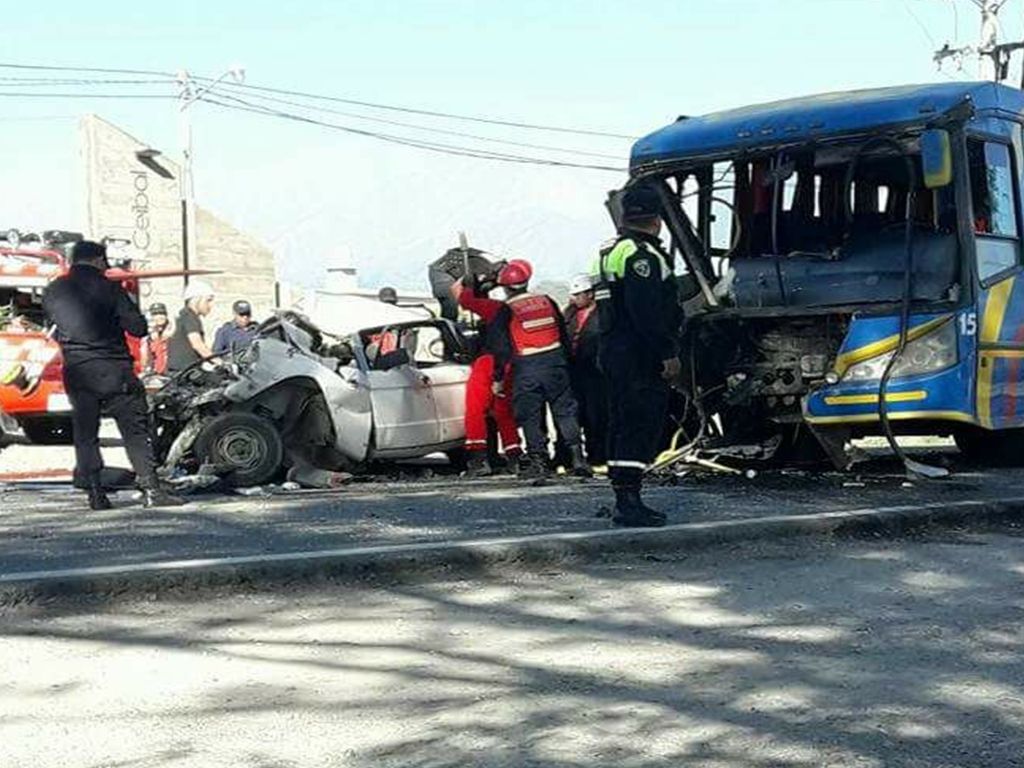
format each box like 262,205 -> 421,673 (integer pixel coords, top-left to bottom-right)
410,323 -> 470,445
366,326 -> 441,453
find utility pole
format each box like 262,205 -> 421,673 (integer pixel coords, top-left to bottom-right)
978,0 -> 1002,80
176,70 -> 196,284
934,0 -> 1023,84
175,66 -> 245,285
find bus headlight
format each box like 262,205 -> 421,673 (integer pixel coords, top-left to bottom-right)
843,320 -> 957,382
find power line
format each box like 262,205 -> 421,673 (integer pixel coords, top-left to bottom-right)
0,92 -> 173,99
902,0 -> 938,46
0,77 -> 175,86
0,62 -> 634,169
0,62 -> 636,141
0,62 -> 174,78
197,78 -> 638,140
205,87 -> 624,160
199,94 -> 627,173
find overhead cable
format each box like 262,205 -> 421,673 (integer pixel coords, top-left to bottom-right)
199,94 -> 628,173
207,88 -> 624,160
0,61 -> 636,140
196,77 -> 638,140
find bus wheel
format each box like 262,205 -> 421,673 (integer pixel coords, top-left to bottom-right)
954,427 -> 1024,466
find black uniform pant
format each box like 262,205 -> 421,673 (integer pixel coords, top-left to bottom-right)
511,351 -> 581,456
603,341 -> 669,489
64,360 -> 158,489
572,361 -> 608,465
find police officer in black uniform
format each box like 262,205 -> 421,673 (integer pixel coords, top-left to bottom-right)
593,184 -> 681,527
42,241 -> 184,510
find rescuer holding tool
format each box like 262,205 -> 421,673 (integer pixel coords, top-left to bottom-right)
592,184 -> 681,527
490,259 -> 591,479
451,267 -> 523,477
564,273 -> 607,466
42,241 -> 184,510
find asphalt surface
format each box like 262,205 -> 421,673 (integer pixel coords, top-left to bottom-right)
0,448 -> 1019,578
3,522 -> 1024,767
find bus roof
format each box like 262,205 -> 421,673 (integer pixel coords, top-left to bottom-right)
630,81 -> 1024,172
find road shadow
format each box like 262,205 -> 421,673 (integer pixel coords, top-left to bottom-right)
2,523 -> 1024,766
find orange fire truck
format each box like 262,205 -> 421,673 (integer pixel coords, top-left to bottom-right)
0,229 -> 212,445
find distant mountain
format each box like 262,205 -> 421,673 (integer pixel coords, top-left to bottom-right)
218,140 -> 626,295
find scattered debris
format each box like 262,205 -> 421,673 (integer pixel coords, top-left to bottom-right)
286,465 -> 354,490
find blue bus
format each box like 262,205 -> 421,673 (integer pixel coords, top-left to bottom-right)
624,82 -> 1024,466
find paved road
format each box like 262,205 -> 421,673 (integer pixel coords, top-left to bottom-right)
0,451 -> 1019,577
3,522 -> 1024,767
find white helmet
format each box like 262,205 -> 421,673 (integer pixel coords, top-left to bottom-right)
183,279 -> 215,302
569,273 -> 593,295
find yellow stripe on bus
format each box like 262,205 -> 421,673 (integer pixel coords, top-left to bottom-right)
823,390 -> 928,406
977,277 -> 1015,428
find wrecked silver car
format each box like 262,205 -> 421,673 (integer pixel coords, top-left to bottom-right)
152,311 -> 472,486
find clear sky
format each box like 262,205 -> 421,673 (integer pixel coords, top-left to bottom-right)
2,0 -> 1020,291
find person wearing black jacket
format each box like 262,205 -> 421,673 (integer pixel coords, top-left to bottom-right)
564,274 -> 607,466
42,241 -> 183,510
592,184 -> 682,527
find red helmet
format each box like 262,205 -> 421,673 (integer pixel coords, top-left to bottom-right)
497,258 -> 533,288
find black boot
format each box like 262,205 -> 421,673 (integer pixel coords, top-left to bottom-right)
612,485 -> 666,528
86,483 -> 112,511
519,453 -> 550,480
142,487 -> 186,508
464,452 -> 492,478
569,445 -> 593,478
514,453 -> 531,477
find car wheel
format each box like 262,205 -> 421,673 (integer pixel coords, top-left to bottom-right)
20,417 -> 74,445
194,412 -> 284,487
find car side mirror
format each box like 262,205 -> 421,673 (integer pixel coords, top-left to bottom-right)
377,348 -> 411,371
921,129 -> 952,189
428,337 -> 446,359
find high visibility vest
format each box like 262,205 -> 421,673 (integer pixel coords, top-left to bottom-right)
589,236 -> 672,333
506,293 -> 561,356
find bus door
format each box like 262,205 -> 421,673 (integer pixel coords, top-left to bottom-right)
968,137 -> 1024,429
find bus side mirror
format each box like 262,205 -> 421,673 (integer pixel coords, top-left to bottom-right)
921,129 -> 953,189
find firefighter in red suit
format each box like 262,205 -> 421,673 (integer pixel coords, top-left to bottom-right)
489,259 -> 592,480
451,273 -> 523,477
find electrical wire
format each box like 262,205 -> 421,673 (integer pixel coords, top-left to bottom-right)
196,77 -> 637,140
0,62 -> 633,169
0,62 -> 636,140
0,77 -> 175,86
205,88 -> 624,160
0,92 -> 174,99
198,93 -> 628,172
0,92 -> 173,99
0,62 -> 175,77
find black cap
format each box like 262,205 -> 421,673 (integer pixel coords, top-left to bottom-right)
232,300 -> 252,316
620,184 -> 661,220
69,240 -> 109,265
149,303 -> 168,316
378,286 -> 398,304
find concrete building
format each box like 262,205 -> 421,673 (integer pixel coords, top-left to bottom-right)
79,114 -> 276,328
